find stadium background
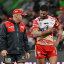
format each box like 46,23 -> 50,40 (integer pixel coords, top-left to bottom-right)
0,0 -> 64,64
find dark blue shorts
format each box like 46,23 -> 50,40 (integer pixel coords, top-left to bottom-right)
4,53 -> 26,63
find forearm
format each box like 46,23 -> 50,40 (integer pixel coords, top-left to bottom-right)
32,28 -> 52,38
56,35 -> 61,43
56,25 -> 63,43
41,29 -> 52,36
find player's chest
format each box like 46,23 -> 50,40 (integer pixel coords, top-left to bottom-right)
6,23 -> 25,32
38,19 -> 55,28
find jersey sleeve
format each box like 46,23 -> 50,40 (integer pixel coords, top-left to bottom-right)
33,19 -> 39,26
30,19 -> 39,32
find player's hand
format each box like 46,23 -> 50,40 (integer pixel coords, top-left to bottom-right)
26,52 -> 30,59
53,41 -> 59,46
1,50 -> 8,57
31,31 -> 42,37
47,27 -> 55,33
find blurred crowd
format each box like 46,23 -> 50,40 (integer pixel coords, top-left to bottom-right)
0,0 -> 64,50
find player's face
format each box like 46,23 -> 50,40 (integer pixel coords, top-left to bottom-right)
17,14 -> 23,22
13,14 -> 23,23
40,10 -> 48,19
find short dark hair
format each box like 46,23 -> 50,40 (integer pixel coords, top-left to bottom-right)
40,5 -> 48,11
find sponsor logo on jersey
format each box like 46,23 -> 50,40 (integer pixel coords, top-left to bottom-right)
8,26 -> 14,28
44,22 -> 49,24
21,26 -> 24,29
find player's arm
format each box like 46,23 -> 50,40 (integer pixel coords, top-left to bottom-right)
0,23 -> 8,57
31,26 -> 53,38
53,19 -> 63,46
0,24 -> 7,51
55,25 -> 62,45
23,26 -> 30,53
23,29 -> 30,59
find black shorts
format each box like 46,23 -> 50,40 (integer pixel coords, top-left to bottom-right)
4,53 -> 26,63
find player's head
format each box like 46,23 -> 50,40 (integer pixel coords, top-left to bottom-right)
40,5 -> 48,19
13,9 -> 27,23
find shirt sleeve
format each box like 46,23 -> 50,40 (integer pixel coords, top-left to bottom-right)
30,19 -> 39,32
0,24 -> 7,51
23,28 -> 30,53
33,19 -> 39,26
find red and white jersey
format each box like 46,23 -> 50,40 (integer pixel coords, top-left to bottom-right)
31,15 -> 60,45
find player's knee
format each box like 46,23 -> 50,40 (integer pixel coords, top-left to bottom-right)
50,62 -> 57,64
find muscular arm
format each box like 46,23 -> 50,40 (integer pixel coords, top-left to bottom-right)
31,27 -> 53,38
54,25 -> 63,46
56,25 -> 62,43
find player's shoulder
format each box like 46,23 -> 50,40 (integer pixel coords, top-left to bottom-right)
3,21 -> 10,24
48,15 -> 56,20
33,16 -> 40,22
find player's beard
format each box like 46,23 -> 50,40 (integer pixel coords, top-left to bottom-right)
40,16 -> 47,19
43,16 -> 47,19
